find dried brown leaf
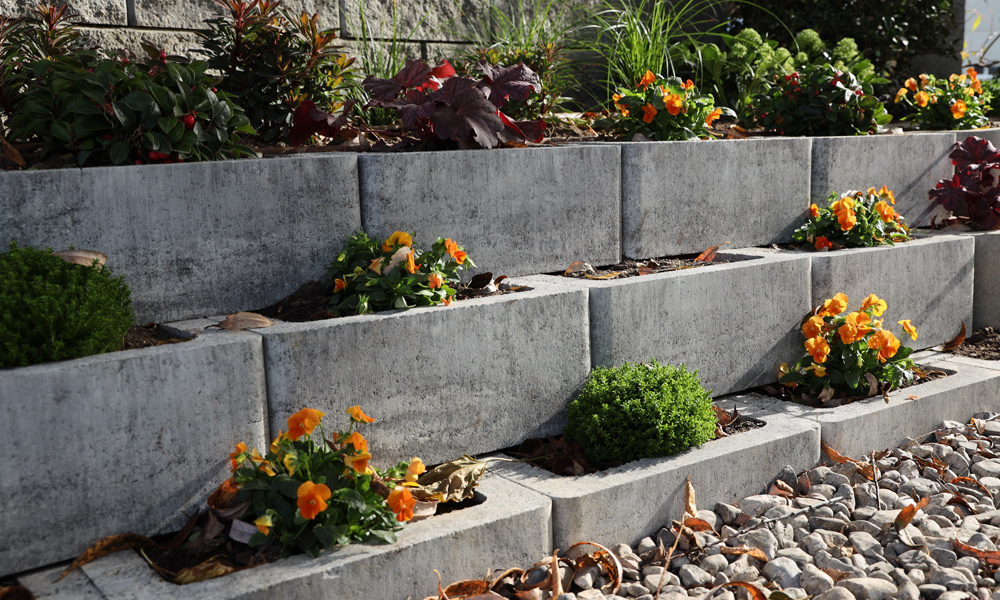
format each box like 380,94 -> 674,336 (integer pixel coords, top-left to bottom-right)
821,441 -> 875,480
564,261 -> 594,275
952,476 -> 993,498
941,322 -> 967,352
713,405 -> 736,427
0,585 -> 34,600
550,549 -> 562,597
59,533 -> 157,579
585,271 -> 624,280
894,497 -> 929,531
706,581 -> 768,599
955,539 -> 1000,565
0,136 -> 25,168
694,242 -> 730,263
719,545 -> 769,562
216,312 -> 273,330
566,541 -> 622,595
174,557 -> 235,584
52,249 -> 107,267
685,476 -> 697,517
443,579 -> 491,597
683,517 -> 716,532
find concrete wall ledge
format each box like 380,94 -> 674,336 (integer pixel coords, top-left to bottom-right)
494,397 -> 821,550
0,329 -> 268,576
18,475 -> 551,600
535,250 -> 812,396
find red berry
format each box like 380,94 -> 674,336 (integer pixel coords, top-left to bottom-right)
159,51 -> 166,60
181,115 -> 196,130
210,87 -> 217,92
102,133 -> 113,140
134,159 -> 144,165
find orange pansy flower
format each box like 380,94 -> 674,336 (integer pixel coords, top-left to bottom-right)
382,231 -> 412,253
250,448 -> 276,477
904,77 -> 917,92
388,486 -> 416,522
952,99 -> 967,119
705,107 -> 722,127
270,431 -> 285,454
428,272 -> 444,289
230,442 -> 248,471
877,185 -> 895,205
860,293 -> 887,317
915,91 -> 930,107
815,236 -> 832,250
874,200 -> 894,222
809,204 -> 820,218
805,336 -> 831,364
641,104 -> 657,123
287,408 -> 325,441
347,405 -> 375,423
819,293 -> 849,317
405,251 -> 418,274
663,94 -> 684,116
344,450 -> 372,474
837,207 -> 857,231
838,311 -> 873,345
443,296 -> 453,306
297,481 -> 331,520
894,87 -> 907,103
344,430 -> 368,453
404,457 -> 425,484
867,330 -> 900,362
802,315 -> 825,338
254,514 -> 272,535
898,319 -> 918,340
333,278 -> 346,293
682,79 -> 695,90
638,70 -> 655,90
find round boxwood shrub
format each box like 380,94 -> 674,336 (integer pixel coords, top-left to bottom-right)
0,243 -> 133,369
565,360 -> 717,466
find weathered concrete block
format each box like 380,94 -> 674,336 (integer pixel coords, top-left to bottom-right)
761,352 -> 1000,458
811,132 -> 957,225
807,234 -> 973,349
495,398 -> 820,550
339,0 -> 491,43
0,154 -> 361,322
0,0 -> 126,25
241,277 -> 590,465
970,231 -> 1000,329
55,475 -> 551,600
133,0 -> 339,30
359,145 -> 621,278
79,26 -> 202,57
542,251 -> 811,396
620,138 -> 812,259
0,330 -> 267,576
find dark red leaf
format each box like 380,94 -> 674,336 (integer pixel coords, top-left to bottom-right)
951,135 -> 1000,170
929,174 -> 971,213
288,99 -> 358,146
431,77 -> 504,147
476,61 -> 542,109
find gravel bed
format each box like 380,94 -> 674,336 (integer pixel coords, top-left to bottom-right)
432,413 -> 1000,600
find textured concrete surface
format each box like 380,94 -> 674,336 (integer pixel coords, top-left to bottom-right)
972,231 -> 1000,329
547,251 -> 811,396
67,475 -> 550,600
228,277 -> 591,466
79,26 -> 202,57
133,0 -> 340,30
496,397 -> 821,550
0,154 -> 361,323
0,0 -> 126,25
339,0 -> 491,42
764,352 -> 1000,459
359,145 -> 621,279
811,131 -> 957,225
807,234 -> 974,350
620,138 -> 812,259
0,330 -> 267,576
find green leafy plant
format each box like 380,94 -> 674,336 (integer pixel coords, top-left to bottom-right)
0,242 -> 133,369
198,0 -> 355,143
752,63 -> 892,136
729,0 -> 960,81
459,0 -> 581,122
894,69 -> 990,130
326,230 -> 473,316
778,293 -> 918,401
7,53 -> 257,166
230,405 -> 412,557
564,360 -> 716,466
794,187 -> 910,250
599,70 -> 732,140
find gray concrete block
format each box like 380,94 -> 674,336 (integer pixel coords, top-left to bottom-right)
0,154 -> 361,323
545,251 -> 811,396
18,565 -> 104,598
242,277 -> 590,466
971,231 -> 1000,329
808,234 -> 974,350
759,352 -> 1000,458
359,145 -> 621,278
0,332 -> 267,576
67,475 -> 550,600
339,0 -> 492,43
811,132 -> 957,225
133,0 -> 339,30
620,137 -> 812,259
0,0 -> 126,25
495,398 -> 820,550
79,26 -> 202,57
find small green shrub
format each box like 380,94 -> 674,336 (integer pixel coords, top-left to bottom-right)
0,243 -> 133,368
565,360 -> 716,466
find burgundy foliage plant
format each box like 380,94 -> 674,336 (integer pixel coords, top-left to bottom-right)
930,135 -> 1000,229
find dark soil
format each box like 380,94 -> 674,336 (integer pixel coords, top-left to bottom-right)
122,323 -> 190,350
559,253 -> 738,281
760,364 -> 951,407
951,327 -> 1000,360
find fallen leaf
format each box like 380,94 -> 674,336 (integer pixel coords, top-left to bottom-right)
443,578 -> 490,597
0,135 -> 25,167
53,249 -> 108,267
413,455 -> 486,503
909,394 -> 920,400
769,481 -> 795,498
489,568 -> 524,592
683,517 -> 716,532
720,545 -> 769,562
584,271 -> 624,280
936,322 -> 967,352
550,548 -> 563,597
174,557 -> 236,584
955,539 -> 1000,565
685,476 -> 697,517
694,242 -> 730,263
60,533 -> 157,579
636,266 -> 656,275
0,585 -> 34,600
952,476 -> 993,498
564,261 -> 596,276
821,441 -> 876,480
714,405 -> 736,427
384,245 -> 413,273
894,497 -> 929,530
565,541 -> 622,595
216,312 -> 273,330
705,581 -> 768,599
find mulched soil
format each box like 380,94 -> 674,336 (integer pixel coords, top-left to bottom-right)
560,253 -> 736,281
122,323 -> 190,350
951,327 -> 1000,360
760,364 -> 951,408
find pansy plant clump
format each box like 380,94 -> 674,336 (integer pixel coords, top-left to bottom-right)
326,230 -> 473,316
778,293 -> 918,402
230,405 -> 420,557
895,69 -> 990,131
603,70 -> 734,141
793,186 -> 910,250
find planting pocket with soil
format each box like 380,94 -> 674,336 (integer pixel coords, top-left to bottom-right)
557,243 -> 738,280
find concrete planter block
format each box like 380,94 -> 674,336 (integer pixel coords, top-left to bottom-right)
133,0 -> 339,30
2,0 -> 127,25
338,0 -> 491,42
757,352 -> 1000,458
0,330 -> 268,576
38,475 -> 550,600
971,231 -> 1000,329
359,145 -> 621,278
620,138 -> 812,259
806,234 -> 974,349
538,251 -> 812,396
245,277 -> 590,466
0,154 -> 361,323
494,398 -> 820,550
811,132 -> 957,225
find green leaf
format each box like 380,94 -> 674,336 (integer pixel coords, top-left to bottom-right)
109,140 -> 129,164
50,121 -> 72,142
367,529 -> 397,544
274,474 -> 301,498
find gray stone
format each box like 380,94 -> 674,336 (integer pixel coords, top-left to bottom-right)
973,459 -> 1000,479
620,138 -> 812,258
824,472 -> 851,488
574,565 -> 600,589
257,278 -> 589,465
643,572 -> 680,591
810,131 -> 957,226
919,584 -> 948,599
359,146 -> 621,280
741,494 -> 789,518
731,528 -> 780,560
0,331 -> 267,576
837,577 -> 898,600
815,589 -> 857,600
678,564 -> 712,588
849,532 -> 883,559
763,557 -> 802,588
896,580 -> 921,600
1,0 -> 126,24
802,563 -> 835,595
0,154 -> 362,322
715,503 -> 744,525
339,0 -> 492,42
621,583 -> 650,598
777,547 -> 814,566
557,251 -> 811,396
896,549 -> 938,571
899,477 -> 940,499
929,567 -> 975,591
699,554 -> 729,576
